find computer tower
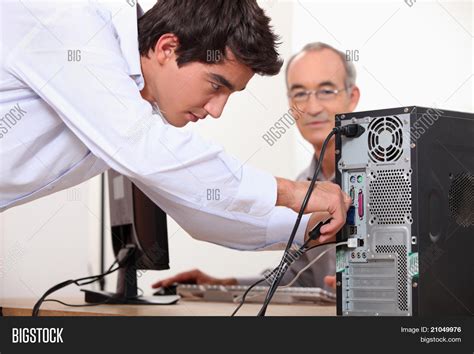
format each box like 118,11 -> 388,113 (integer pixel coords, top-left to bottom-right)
335,106 -> 474,316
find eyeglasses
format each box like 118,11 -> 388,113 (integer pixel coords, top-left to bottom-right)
289,87 -> 349,103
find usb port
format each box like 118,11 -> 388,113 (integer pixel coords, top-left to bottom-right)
349,225 -> 358,235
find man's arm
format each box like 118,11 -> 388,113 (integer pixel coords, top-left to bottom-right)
4,4 -> 347,250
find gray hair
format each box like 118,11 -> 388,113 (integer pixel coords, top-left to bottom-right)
285,42 -> 357,91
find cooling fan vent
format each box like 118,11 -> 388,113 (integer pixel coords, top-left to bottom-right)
368,116 -> 404,163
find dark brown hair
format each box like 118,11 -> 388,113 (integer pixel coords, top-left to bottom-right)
138,0 -> 283,76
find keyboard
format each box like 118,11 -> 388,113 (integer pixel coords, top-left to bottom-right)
176,284 -> 336,304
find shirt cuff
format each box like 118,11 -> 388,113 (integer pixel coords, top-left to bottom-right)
264,207 -> 310,249
226,165 -> 277,216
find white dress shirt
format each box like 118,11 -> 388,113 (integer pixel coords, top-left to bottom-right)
0,1 -> 309,250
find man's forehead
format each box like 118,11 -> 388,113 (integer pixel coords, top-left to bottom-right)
287,49 -> 347,87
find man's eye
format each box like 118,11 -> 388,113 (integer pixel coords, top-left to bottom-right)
293,91 -> 307,98
211,82 -> 221,91
320,89 -> 335,95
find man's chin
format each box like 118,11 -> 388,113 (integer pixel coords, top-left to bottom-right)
174,120 -> 189,128
161,114 -> 188,128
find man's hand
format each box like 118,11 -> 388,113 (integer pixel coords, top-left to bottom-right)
303,212 -> 336,247
276,178 -> 351,235
324,275 -> 336,290
151,269 -> 237,289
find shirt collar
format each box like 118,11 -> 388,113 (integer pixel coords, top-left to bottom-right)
108,1 -> 145,90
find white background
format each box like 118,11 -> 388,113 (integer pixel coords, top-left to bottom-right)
1,0 -> 472,299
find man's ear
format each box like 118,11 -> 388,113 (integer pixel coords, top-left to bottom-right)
152,33 -> 179,65
348,85 -> 360,112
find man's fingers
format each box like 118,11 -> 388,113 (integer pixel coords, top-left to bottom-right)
320,211 -> 344,234
324,275 -> 337,289
153,275 -> 180,288
151,281 -> 163,289
309,182 -> 347,234
151,270 -> 200,288
320,214 -> 344,235
343,192 -> 352,209
318,232 -> 336,243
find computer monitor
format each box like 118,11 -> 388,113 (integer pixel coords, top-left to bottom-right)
83,169 -> 179,305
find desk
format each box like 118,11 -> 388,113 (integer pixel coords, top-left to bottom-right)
1,298 -> 336,316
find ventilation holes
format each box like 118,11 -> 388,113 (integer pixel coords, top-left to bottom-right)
449,172 -> 474,227
375,245 -> 408,311
368,116 -> 404,163
369,169 -> 412,225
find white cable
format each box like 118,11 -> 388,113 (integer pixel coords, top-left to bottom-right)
281,241 -> 348,288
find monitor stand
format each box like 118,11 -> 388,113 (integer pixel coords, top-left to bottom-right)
82,252 -> 179,305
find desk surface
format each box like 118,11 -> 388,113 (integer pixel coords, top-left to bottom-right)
1,297 -> 336,317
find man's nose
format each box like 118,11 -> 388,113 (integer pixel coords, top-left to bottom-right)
204,94 -> 229,119
304,94 -> 324,116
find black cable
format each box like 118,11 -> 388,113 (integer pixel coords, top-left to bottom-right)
32,261 -> 120,316
259,243 -> 311,315
41,281 -> 147,311
231,264 -> 291,316
261,240 -> 338,310
43,298 -> 112,308
257,128 -> 338,316
230,278 -> 265,316
230,266 -> 284,317
231,241 -> 335,316
257,124 -> 365,316
42,284 -> 146,309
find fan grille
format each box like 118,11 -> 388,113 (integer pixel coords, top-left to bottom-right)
368,116 -> 404,163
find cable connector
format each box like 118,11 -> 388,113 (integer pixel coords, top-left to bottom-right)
308,219 -> 332,241
339,124 -> 365,138
347,238 -> 358,248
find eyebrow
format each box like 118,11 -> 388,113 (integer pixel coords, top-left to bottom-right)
208,73 -> 245,92
289,80 -> 337,91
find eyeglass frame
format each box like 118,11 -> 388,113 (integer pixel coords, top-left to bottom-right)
288,86 -> 352,102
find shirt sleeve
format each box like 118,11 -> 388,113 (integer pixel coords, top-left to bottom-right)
4,3 -> 309,250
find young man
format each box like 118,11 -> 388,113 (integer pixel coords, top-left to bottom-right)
0,2 -> 350,253
153,42 -> 360,291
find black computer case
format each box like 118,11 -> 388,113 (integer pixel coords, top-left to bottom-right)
335,106 -> 473,316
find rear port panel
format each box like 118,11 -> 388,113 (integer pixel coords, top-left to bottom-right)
341,171 -> 368,263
